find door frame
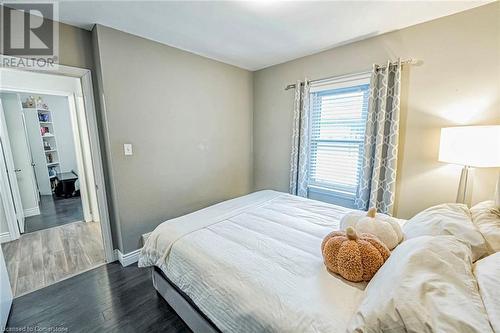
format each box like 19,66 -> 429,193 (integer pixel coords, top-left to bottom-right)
0,56 -> 115,263
65,94 -> 93,223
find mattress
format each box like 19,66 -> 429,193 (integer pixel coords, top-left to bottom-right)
139,190 -> 367,332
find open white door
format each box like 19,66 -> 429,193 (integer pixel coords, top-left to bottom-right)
0,140 -> 19,242
0,246 -> 13,331
0,99 -> 24,235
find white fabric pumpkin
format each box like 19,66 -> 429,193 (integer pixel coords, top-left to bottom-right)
340,208 -> 403,250
339,211 -> 365,230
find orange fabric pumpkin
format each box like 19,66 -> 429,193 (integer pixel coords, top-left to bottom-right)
321,227 -> 390,282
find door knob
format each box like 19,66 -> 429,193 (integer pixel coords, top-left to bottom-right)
14,169 -> 21,172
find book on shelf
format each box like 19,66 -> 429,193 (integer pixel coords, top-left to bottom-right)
40,126 -> 51,136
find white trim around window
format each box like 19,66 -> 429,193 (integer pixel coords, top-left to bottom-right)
306,72 -> 371,208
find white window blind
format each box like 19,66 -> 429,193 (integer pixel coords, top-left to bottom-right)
308,76 -> 370,207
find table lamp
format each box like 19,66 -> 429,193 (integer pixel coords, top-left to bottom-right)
439,125 -> 500,205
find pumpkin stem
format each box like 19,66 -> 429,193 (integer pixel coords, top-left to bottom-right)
346,227 -> 358,240
367,207 -> 377,218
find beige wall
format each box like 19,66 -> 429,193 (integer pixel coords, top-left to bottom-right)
253,2 -> 500,219
57,21 -> 94,70
93,25 -> 254,252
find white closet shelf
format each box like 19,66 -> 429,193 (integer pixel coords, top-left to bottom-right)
47,162 -> 59,166
42,134 -> 55,138
44,149 -> 57,153
39,121 -> 53,124
23,107 -> 51,112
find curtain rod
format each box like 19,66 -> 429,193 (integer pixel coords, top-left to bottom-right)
284,58 -> 417,91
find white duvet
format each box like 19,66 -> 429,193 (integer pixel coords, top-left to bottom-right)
139,190 -> 366,332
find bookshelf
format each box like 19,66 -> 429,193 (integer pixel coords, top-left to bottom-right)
24,106 -> 60,186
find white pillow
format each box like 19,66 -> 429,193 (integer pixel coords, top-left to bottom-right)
474,252 -> 500,333
348,236 -> 493,333
403,203 -> 491,261
471,200 -> 500,252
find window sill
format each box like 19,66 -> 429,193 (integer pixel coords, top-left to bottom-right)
307,185 -> 357,209
308,184 -> 355,199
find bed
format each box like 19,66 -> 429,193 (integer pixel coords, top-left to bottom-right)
139,190 -> 500,333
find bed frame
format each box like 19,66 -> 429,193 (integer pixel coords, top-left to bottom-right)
152,266 -> 221,333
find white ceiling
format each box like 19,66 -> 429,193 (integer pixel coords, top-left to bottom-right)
57,1 -> 492,71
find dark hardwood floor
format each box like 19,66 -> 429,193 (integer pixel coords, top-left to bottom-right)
25,195 -> 84,233
6,262 -> 191,333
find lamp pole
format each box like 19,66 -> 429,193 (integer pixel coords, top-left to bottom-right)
457,165 -> 474,206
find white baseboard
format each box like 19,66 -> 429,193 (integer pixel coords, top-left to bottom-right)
24,206 -> 40,217
0,232 -> 11,244
115,248 -> 142,267
114,231 -> 153,267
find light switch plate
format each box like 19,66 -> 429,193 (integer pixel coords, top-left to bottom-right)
124,143 -> 133,156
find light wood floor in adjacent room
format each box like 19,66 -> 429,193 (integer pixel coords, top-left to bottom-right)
1,221 -> 105,297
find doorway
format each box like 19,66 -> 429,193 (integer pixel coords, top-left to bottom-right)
1,93 -> 86,233
0,61 -> 114,297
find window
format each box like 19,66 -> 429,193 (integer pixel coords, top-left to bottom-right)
307,74 -> 370,208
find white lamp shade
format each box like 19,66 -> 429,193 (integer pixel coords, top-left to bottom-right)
439,125 -> 500,167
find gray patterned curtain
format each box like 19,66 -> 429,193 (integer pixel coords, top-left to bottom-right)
289,80 -> 310,197
355,61 -> 402,214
